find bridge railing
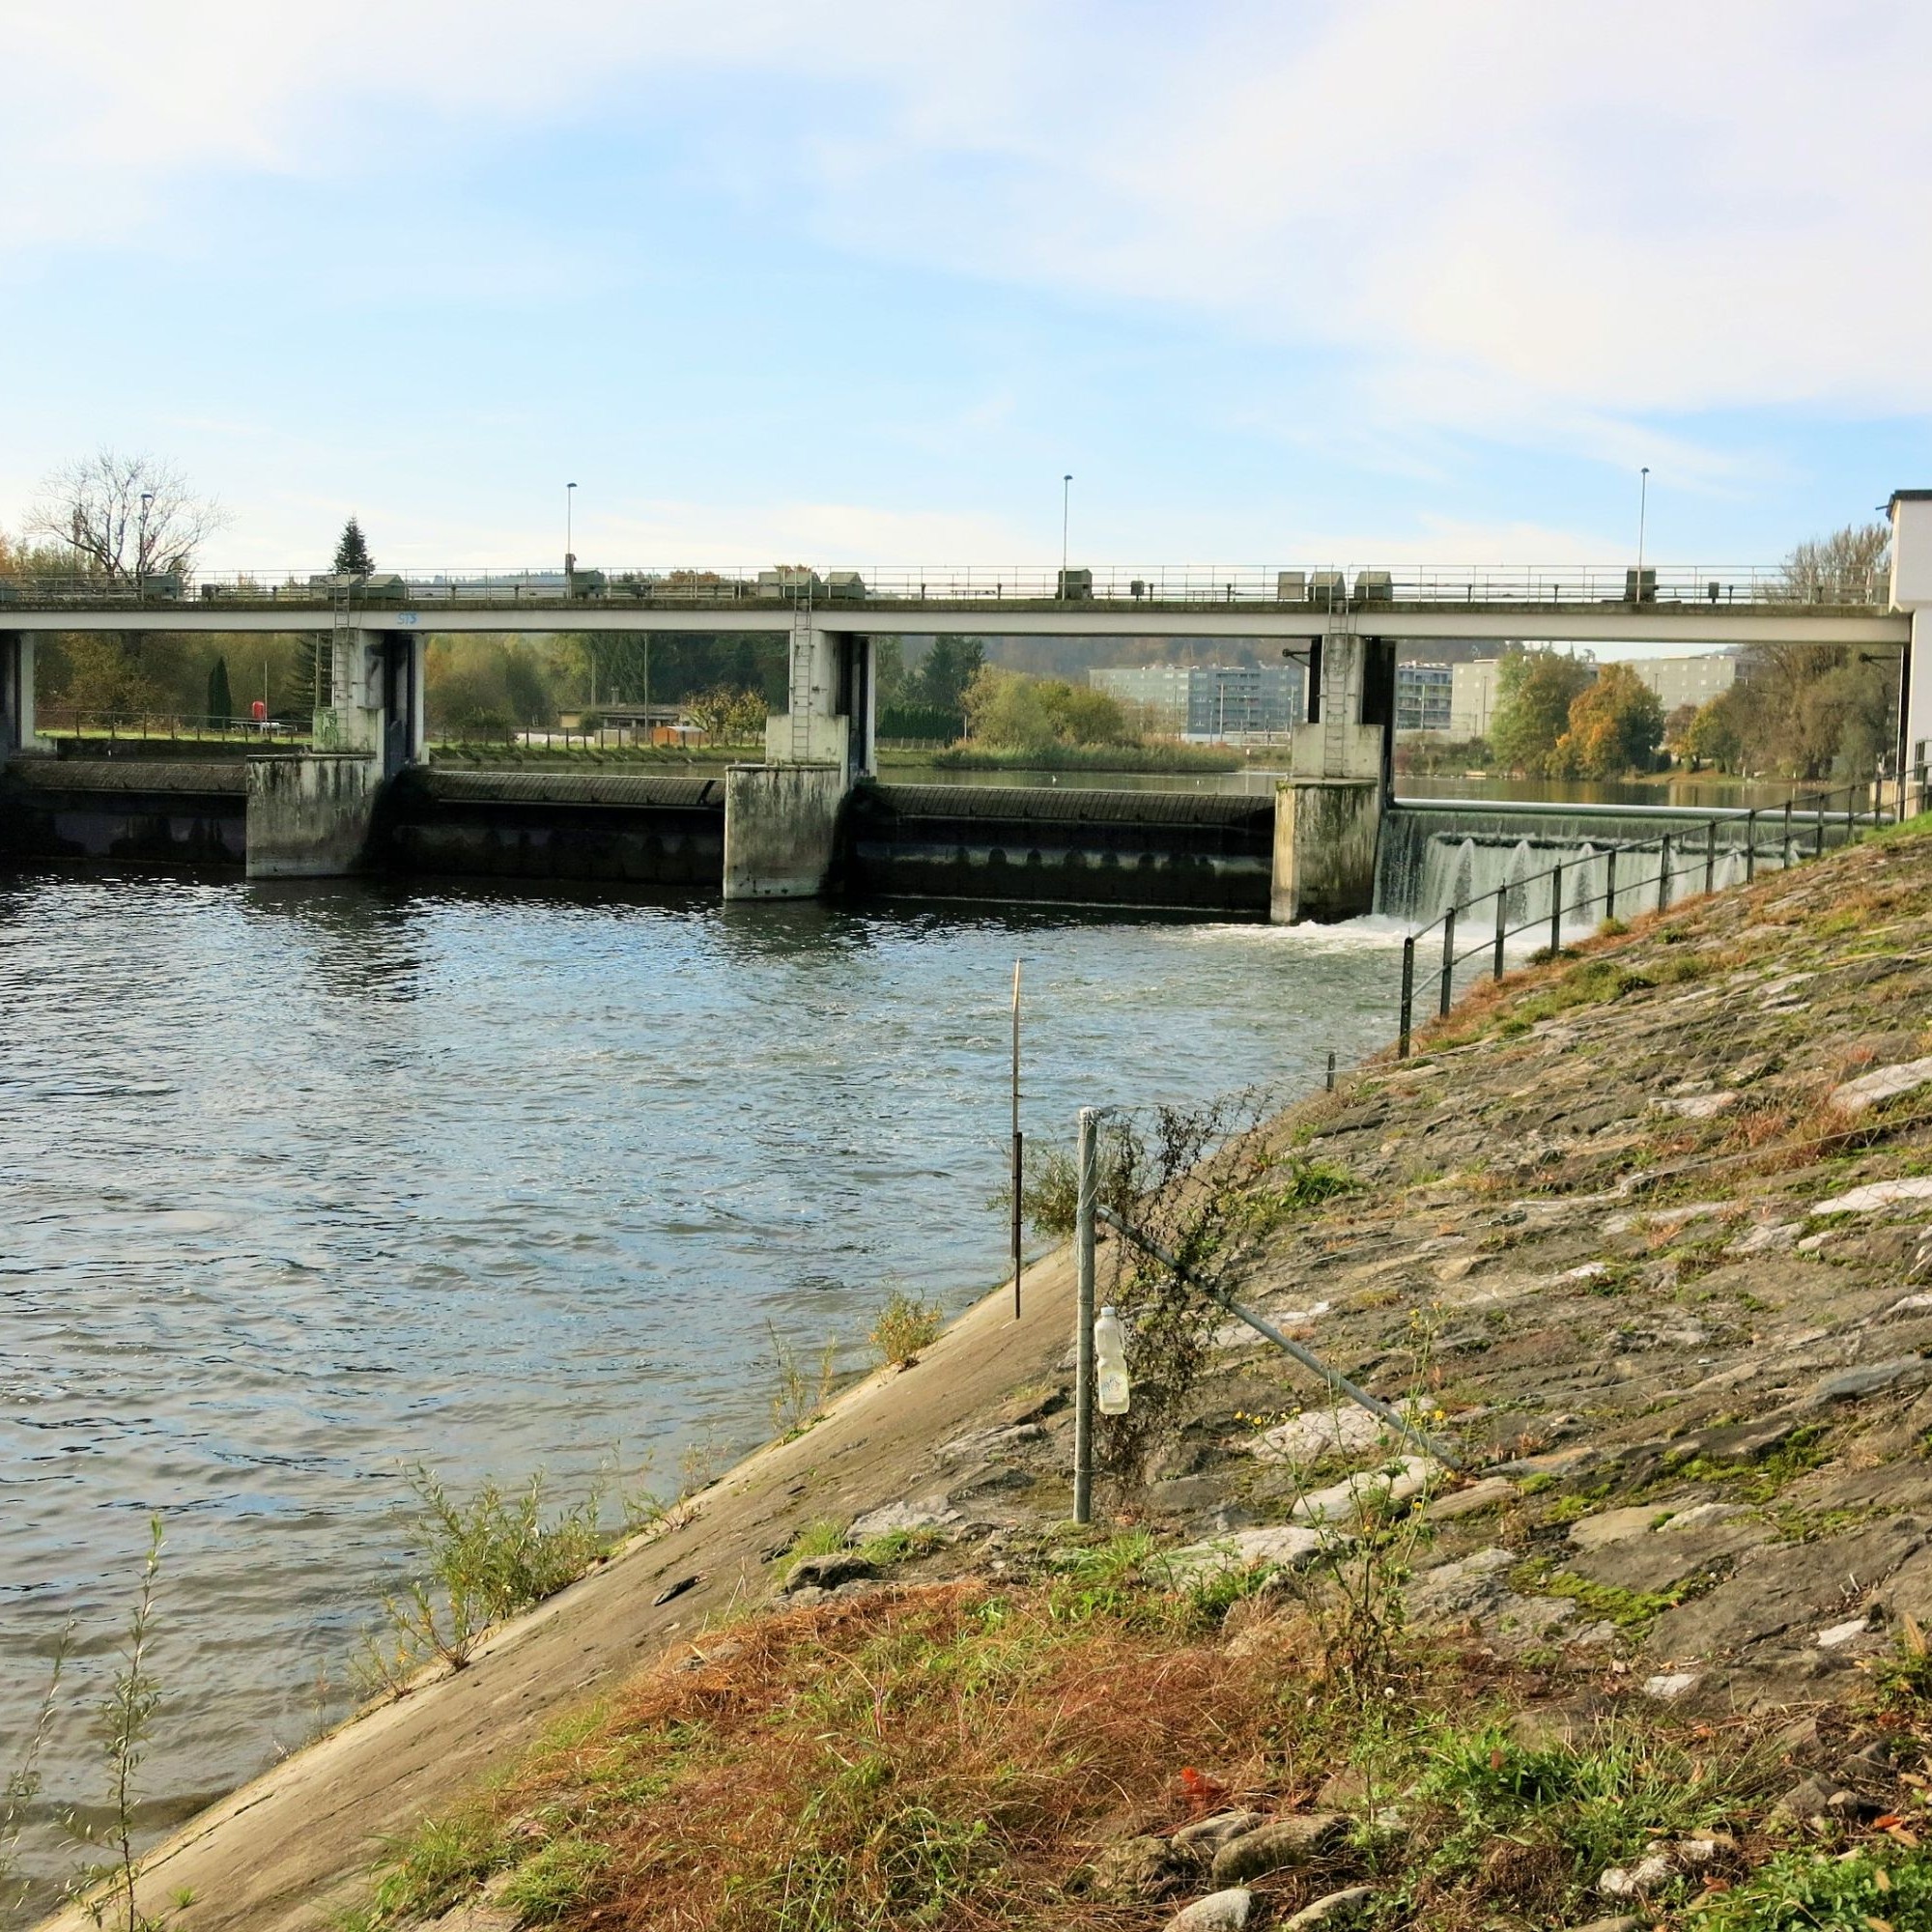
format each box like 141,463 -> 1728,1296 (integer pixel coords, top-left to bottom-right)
0,563 -> 1893,610
1394,770 -> 1918,1057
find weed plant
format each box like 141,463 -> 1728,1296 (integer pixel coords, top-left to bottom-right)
766,1325 -> 838,1438
867,1290 -> 943,1368
356,1468 -> 621,1697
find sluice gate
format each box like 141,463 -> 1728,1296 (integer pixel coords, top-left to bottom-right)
844,782 -> 1274,912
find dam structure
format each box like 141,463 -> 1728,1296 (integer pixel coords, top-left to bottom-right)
2,517 -> 1926,921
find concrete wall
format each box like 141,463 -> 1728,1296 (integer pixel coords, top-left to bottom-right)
723,762 -> 847,899
244,754 -> 384,878
1272,778 -> 1382,923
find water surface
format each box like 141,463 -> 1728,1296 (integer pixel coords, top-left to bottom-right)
0,869 -> 1406,1913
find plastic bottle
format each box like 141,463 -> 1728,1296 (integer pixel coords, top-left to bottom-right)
1094,1304 -> 1130,1415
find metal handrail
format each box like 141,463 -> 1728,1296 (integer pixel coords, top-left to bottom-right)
1396,774 -> 1904,1056
0,562 -> 1895,610
41,707 -> 299,743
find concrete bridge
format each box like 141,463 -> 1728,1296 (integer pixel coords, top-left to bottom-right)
3,505 -> 1927,918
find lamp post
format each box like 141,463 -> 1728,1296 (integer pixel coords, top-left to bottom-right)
137,490 -> 154,593
565,482 -> 578,584
1636,467 -> 1650,577
1061,472 -> 1072,595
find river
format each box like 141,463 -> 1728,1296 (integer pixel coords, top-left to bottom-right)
0,867 -> 1407,1916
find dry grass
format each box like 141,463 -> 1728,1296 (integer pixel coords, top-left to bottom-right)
463,1582 -> 1326,1931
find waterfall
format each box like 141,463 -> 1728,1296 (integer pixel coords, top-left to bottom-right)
1377,801 -> 1761,924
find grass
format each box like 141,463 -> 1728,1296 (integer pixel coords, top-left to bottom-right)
348,1571 -> 1807,1932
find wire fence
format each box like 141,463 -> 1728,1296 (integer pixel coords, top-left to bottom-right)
1394,770 -> 1920,1057
0,562 -> 1895,611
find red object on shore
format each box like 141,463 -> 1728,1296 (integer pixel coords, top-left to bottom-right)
251,699 -> 267,722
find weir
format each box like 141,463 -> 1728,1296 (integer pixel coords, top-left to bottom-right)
5,508 -> 1928,904
1376,799 -> 1776,926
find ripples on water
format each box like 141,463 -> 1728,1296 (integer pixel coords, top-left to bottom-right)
0,868 -> 1404,1910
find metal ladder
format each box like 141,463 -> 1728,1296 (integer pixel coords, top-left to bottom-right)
322,582 -> 354,713
1320,596 -> 1352,776
786,588 -> 813,761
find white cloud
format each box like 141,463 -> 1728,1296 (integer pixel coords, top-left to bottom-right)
7,0 -> 1926,484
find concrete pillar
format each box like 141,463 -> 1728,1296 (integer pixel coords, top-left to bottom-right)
244,753 -> 384,878
722,760 -> 847,899
1270,624 -> 1390,922
1889,493 -> 1932,815
311,628 -> 425,771
1,633 -> 41,756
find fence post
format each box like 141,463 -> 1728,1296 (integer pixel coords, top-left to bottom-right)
1399,935 -> 1415,1058
1815,797 -> 1827,859
1658,835 -> 1671,913
1605,845 -> 1618,919
1745,809 -> 1757,882
1548,860 -> 1563,957
1845,789 -> 1856,849
1492,885 -> 1506,979
1072,1106 -> 1098,1526
1439,906 -> 1457,1019
1782,799 -> 1793,869
1325,1050 -> 1336,1093
1704,820 -> 1716,895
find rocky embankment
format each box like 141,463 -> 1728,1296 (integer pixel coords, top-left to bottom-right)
57,818 -> 1932,1932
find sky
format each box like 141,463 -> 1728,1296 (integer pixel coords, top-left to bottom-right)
3,0 -> 1929,577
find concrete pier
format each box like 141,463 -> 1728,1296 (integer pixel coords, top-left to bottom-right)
723,762 -> 848,900
1268,625 -> 1393,923
245,754 -> 385,878
1271,778 -> 1382,922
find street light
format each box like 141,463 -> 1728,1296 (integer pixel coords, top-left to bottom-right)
565,482 -> 578,581
137,490 -> 154,593
1636,467 -> 1650,577
1061,473 -> 1072,593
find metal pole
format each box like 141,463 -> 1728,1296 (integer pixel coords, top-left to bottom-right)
1815,796 -> 1827,859
1605,845 -> 1618,919
1325,1050 -> 1336,1093
1438,906 -> 1457,1019
1072,1106 -> 1097,1525
1061,474 -> 1072,592
1658,835 -> 1671,913
1636,466 -> 1650,578
1548,860 -> 1563,957
1399,935 -> 1415,1058
1782,798 -> 1793,869
1010,961 -> 1023,1321
1096,1206 -> 1463,1470
1745,809 -> 1757,882
1492,884 -> 1506,980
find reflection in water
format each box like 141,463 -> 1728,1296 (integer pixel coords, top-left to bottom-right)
0,867 -> 1406,1912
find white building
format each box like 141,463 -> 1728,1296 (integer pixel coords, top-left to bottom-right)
1625,650 -> 1739,715
1450,659 -> 1504,739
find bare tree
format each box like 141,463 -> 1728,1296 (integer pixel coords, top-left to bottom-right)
25,450 -> 225,583
1771,520 -> 1890,604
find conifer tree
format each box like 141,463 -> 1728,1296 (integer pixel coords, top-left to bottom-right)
206,653 -> 233,726
332,517 -> 374,577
